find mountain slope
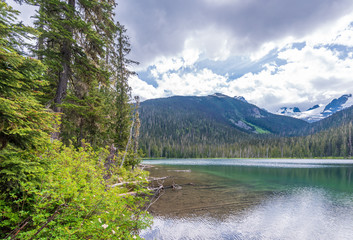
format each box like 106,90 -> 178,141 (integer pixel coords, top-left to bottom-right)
301,104 -> 353,134
140,93 -> 308,135
138,94 -> 353,158
138,94 -> 309,156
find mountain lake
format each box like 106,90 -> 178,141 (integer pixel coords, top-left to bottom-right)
140,159 -> 353,240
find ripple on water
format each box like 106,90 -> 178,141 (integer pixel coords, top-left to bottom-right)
141,188 -> 353,240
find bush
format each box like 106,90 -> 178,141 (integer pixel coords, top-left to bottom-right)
1,141 -> 151,239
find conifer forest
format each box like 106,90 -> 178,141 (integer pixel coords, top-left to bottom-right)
0,1 -> 150,239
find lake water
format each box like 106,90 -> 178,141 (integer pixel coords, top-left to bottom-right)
140,159 -> 353,240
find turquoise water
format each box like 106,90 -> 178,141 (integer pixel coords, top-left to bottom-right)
141,159 -> 353,240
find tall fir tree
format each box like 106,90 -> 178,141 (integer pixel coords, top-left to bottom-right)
28,0 -> 118,145
0,1 -> 55,235
110,22 -> 139,150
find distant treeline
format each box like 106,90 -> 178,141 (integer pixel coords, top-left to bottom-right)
140,120 -> 353,159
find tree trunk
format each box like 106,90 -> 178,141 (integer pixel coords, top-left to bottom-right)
52,0 -> 75,140
53,0 -> 75,113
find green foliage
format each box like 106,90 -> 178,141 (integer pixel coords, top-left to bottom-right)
0,1 -> 55,151
1,141 -> 151,239
1,1 -> 150,239
0,1 -> 56,211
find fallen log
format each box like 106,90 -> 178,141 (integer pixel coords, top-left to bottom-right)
148,176 -> 170,181
108,181 -> 142,188
118,192 -> 137,197
108,176 -> 170,188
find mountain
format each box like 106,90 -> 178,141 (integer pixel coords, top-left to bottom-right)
276,94 -> 353,122
138,94 -> 309,156
234,96 -> 247,103
302,104 -> 353,134
140,93 -> 308,136
138,93 -> 353,158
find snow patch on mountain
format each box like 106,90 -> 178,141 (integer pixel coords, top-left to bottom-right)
276,94 -> 353,123
211,93 -> 228,98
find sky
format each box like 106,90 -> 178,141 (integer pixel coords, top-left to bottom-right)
8,0 -> 353,112
116,0 -> 353,112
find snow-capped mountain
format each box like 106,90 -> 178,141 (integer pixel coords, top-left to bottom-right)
276,94 -> 353,122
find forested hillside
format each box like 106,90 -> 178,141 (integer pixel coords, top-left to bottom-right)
139,95 -> 353,158
0,1 -> 150,239
300,105 -> 353,135
139,94 -> 308,157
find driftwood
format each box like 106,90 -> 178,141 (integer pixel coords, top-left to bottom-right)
118,192 -> 137,197
108,176 -> 170,188
108,180 -> 142,188
108,175 -> 192,211
144,175 -> 196,211
148,176 -> 170,181
144,185 -> 164,211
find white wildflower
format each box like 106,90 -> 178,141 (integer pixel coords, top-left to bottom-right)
112,230 -> 116,234
102,224 -> 109,229
98,218 -> 102,223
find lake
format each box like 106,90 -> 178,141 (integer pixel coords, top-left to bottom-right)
140,159 -> 353,240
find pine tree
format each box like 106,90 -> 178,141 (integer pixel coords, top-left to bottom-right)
0,2 -> 55,235
27,0 -> 118,144
111,22 -> 139,150
0,0 -> 54,153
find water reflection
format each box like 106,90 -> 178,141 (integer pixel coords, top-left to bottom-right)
142,188 -> 353,240
141,159 -> 353,240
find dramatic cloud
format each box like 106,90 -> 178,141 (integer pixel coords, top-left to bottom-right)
118,0 -> 353,65
129,15 -> 353,111
7,0 -> 353,112
122,0 -> 353,112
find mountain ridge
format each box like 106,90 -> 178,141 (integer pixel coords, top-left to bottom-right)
138,93 -> 353,158
277,94 -> 353,122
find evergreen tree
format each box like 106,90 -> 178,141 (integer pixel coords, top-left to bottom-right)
111,22 -> 139,150
0,2 -> 54,235
27,0 -> 118,145
1,1 -> 151,238
0,0 -> 54,180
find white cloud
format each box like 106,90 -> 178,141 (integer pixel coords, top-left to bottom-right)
156,68 -> 228,96
129,76 -> 164,101
133,10 -> 353,112
232,42 -> 353,111
154,57 -> 184,74
119,0 -> 353,66
183,26 -> 233,61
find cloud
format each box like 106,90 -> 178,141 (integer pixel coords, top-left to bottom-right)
129,75 -> 164,100
130,68 -> 229,101
7,0 -> 353,112
117,0 -> 353,66
132,23 -> 353,112
232,42 -> 353,111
